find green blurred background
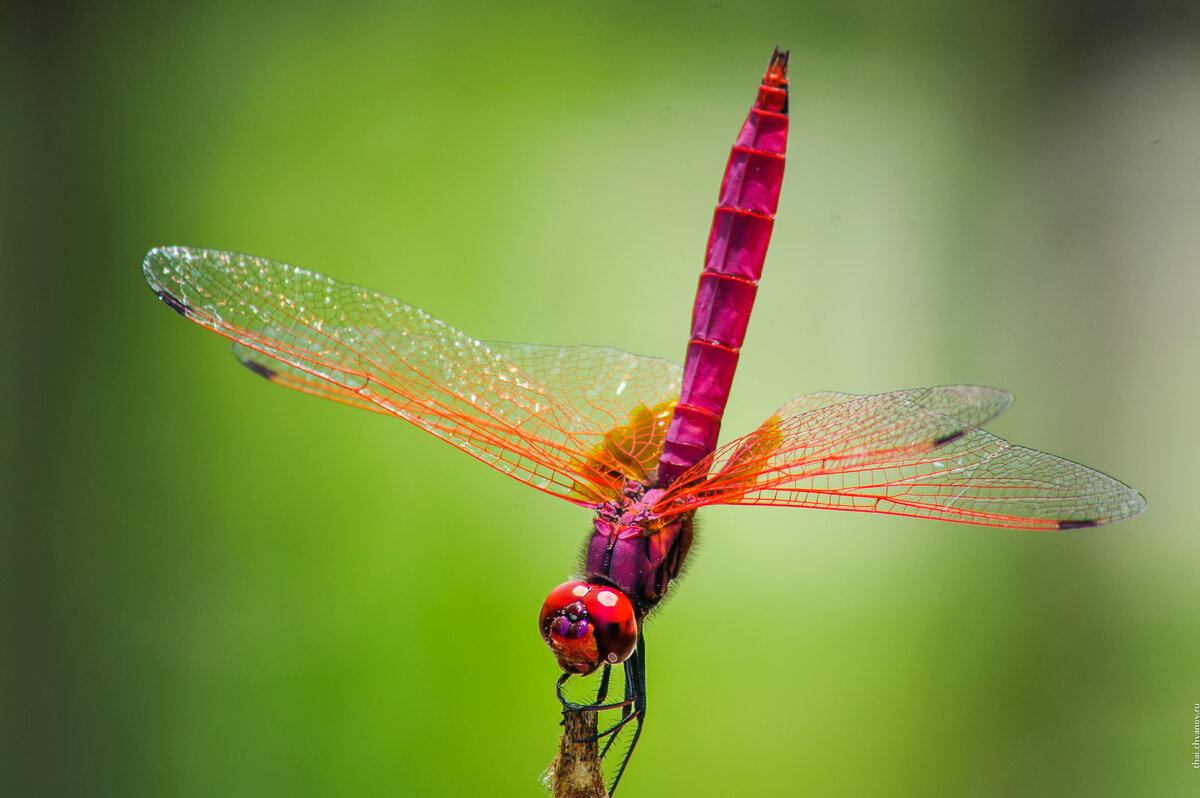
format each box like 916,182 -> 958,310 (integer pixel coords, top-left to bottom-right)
5,1 -> 1198,796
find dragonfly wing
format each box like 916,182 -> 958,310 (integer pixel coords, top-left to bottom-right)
145,247 -> 681,505
666,386 -> 1145,529
233,343 -> 393,415
482,341 -> 681,502
747,385 -> 1014,430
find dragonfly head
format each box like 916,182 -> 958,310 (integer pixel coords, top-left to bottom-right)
538,580 -> 637,675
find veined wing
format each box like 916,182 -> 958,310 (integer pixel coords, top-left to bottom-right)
660,385 -> 1145,529
144,247 -> 682,505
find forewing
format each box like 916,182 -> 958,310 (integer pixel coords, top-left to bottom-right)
663,386 -> 1145,529
485,342 -> 680,502
145,247 -> 681,505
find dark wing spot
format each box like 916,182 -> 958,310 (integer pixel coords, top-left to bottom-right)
932,429 -> 966,447
1057,519 -> 1099,530
241,358 -> 278,380
155,289 -> 190,318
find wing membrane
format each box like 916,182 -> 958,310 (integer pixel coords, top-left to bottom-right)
145,246 -> 681,504
663,386 -> 1145,529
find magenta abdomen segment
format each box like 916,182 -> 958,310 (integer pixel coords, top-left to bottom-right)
657,50 -> 789,488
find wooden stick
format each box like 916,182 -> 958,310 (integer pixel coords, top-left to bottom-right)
545,707 -> 608,798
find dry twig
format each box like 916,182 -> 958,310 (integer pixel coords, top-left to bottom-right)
544,707 -> 608,798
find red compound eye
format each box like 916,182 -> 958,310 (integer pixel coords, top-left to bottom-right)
538,580 -> 638,675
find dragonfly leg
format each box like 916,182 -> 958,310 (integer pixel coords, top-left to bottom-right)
556,664 -> 619,713
556,668 -> 637,721
603,634 -> 646,796
552,635 -> 647,794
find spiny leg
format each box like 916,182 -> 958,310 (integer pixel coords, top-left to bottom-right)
557,664 -> 617,713
553,636 -> 648,794
603,634 -> 646,796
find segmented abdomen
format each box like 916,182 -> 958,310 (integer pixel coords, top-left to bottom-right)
657,50 -> 790,488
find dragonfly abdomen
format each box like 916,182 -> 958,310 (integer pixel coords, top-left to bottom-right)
658,49 -> 790,489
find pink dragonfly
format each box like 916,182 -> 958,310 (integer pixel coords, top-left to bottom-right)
143,49 -> 1145,793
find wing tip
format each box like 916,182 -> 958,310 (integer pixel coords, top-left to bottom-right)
240,356 -> 279,381
1056,518 -> 1100,530
152,288 -> 191,317
1056,488 -> 1147,529
142,244 -> 189,273
143,246 -> 195,316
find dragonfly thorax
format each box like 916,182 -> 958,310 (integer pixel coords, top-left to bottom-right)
586,481 -> 695,616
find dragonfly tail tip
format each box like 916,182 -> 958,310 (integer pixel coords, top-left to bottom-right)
765,47 -> 789,86
769,47 -> 790,74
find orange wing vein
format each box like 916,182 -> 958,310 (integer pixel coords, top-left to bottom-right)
659,386 -> 1145,530
145,247 -> 681,505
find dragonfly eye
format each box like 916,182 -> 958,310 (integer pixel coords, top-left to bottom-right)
539,580 -> 637,675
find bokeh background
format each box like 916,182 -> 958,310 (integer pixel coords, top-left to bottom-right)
5,2 -> 1199,796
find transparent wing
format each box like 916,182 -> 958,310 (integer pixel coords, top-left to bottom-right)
661,386 -> 1145,529
144,246 -> 682,505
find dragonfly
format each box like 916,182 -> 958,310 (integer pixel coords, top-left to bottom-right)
143,48 -> 1145,795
